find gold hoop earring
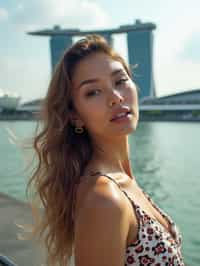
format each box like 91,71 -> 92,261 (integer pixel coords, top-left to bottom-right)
75,126 -> 84,134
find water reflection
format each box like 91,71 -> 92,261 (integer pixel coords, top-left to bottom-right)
129,122 -> 169,202
0,121 -> 200,266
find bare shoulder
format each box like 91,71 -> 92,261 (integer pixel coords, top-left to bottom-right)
74,175 -> 130,266
75,174 -> 128,214
75,174 -> 129,220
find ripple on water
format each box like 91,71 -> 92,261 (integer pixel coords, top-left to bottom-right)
1,121 -> 200,266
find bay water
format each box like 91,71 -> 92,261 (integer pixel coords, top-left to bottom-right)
0,120 -> 199,265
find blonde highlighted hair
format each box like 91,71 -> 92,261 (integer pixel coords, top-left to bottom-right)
27,34 -> 135,266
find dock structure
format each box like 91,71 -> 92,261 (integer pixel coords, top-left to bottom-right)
28,19 -> 157,101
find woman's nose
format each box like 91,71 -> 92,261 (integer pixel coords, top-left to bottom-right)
108,89 -> 124,107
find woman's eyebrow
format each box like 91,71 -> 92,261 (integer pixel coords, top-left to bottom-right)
77,78 -> 99,90
111,68 -> 125,76
77,68 -> 125,90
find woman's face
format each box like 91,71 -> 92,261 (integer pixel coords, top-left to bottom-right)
71,52 -> 139,138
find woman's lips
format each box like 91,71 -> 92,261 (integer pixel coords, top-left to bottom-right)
110,112 -> 132,122
110,106 -> 131,121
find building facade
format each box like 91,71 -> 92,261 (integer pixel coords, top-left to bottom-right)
28,20 -> 156,101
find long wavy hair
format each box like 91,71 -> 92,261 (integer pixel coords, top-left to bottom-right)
27,34 -> 136,266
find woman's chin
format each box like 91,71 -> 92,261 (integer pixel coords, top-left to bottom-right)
110,125 -> 137,137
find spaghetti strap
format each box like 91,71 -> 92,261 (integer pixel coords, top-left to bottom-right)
90,171 -> 142,246
89,171 -> 139,209
90,171 -> 121,188
89,172 -> 185,264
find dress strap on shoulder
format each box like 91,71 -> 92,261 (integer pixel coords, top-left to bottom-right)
89,171 -> 123,190
89,171 -> 140,211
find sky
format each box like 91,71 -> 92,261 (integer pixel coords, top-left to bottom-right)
0,0 -> 200,103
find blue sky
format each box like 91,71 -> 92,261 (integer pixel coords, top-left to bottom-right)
0,0 -> 199,102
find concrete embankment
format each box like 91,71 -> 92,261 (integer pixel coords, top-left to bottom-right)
0,192 -> 45,266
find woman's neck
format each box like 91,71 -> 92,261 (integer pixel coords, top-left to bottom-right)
90,135 -> 133,176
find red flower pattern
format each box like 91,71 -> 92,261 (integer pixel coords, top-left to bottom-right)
153,242 -> 167,255
147,227 -> 154,234
139,254 -> 154,265
124,196 -> 185,266
127,255 -> 135,264
96,173 -> 185,265
135,245 -> 144,253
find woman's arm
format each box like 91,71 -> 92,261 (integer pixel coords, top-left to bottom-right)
74,177 -> 130,266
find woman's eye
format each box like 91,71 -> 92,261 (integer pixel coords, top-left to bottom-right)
85,89 -> 101,97
116,78 -> 128,85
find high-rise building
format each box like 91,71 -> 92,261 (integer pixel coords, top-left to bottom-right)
50,26 -> 73,71
100,32 -> 113,46
28,20 -> 156,100
127,20 -> 156,98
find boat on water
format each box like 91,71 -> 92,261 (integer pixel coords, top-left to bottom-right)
0,88 -> 21,111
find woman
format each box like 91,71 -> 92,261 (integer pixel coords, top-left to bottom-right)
28,35 -> 185,266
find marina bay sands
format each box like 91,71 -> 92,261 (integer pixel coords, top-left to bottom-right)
28,19 -> 156,101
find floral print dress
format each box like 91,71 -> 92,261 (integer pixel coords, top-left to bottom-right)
94,173 -> 185,266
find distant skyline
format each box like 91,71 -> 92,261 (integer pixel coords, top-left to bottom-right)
0,0 -> 200,102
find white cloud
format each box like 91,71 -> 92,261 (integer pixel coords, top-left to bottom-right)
10,0 -> 110,31
1,0 -> 199,100
149,2 -> 200,96
0,54 -> 50,102
0,7 -> 8,21
0,0 -> 111,102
